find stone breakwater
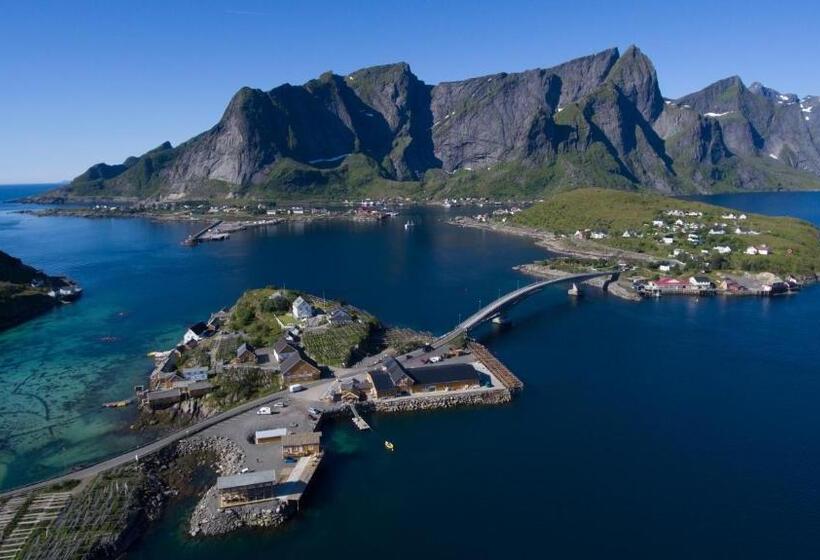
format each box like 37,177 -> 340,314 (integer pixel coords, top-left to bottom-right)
189,486 -> 291,537
174,436 -> 292,538
174,436 -> 245,475
364,388 -> 512,414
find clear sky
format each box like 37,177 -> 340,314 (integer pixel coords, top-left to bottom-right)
1,0 -> 817,183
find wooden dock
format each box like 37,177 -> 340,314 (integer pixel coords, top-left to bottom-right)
348,403 -> 370,430
468,341 -> 524,392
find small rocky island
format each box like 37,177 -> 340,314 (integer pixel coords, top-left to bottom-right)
0,250 -> 82,331
0,287 -> 522,557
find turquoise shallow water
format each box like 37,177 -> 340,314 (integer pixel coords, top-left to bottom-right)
1,186 -> 820,558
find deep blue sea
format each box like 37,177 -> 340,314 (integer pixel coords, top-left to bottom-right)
1,185 -> 819,558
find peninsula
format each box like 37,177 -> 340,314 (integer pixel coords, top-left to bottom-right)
0,250 -> 82,331
452,188 -> 820,299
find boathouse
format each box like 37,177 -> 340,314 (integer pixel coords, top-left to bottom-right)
145,388 -> 182,409
282,432 -> 322,459
216,470 -> 278,508
406,364 -> 482,393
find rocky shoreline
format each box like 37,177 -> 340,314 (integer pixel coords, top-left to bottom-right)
448,216 -> 656,263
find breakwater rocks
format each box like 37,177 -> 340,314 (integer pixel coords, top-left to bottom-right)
174,436 -> 245,475
366,388 -> 512,414
189,487 -> 290,537
181,436 -> 293,537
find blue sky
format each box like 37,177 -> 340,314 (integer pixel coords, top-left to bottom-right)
1,0 -> 817,183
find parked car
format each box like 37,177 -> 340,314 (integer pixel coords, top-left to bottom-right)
256,407 -> 272,415
308,407 -> 322,416
288,384 -> 305,393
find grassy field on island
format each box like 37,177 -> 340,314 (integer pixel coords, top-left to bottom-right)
512,188 -> 820,276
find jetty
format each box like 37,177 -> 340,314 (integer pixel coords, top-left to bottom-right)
348,403 -> 370,430
182,220 -> 224,246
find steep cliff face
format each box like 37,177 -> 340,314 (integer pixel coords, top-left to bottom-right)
677,77 -> 820,175
56,46 -> 820,201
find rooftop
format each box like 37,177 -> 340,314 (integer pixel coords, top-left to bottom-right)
188,321 -> 208,335
406,363 -> 481,385
282,432 -> 322,447
256,428 -> 289,439
216,469 -> 277,490
274,338 -> 297,354
369,370 -> 395,392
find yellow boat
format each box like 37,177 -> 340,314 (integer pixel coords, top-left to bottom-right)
384,441 -> 395,451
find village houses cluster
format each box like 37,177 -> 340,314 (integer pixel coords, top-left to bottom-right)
141,293 -> 360,410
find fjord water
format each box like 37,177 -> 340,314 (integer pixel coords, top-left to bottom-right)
1,187 -> 819,558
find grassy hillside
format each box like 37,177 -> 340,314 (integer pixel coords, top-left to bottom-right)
513,188 -> 820,276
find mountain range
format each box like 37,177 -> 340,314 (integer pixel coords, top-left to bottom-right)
47,46 -> 820,202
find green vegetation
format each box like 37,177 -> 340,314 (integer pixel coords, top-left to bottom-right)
205,367 -> 281,409
302,320 -> 374,367
243,154 -> 422,202
228,287 -> 298,346
514,188 -> 820,276
419,148 -> 635,200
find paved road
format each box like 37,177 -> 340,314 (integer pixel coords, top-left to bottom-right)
0,379 -> 328,499
2,272 -> 614,499
435,270 -> 618,346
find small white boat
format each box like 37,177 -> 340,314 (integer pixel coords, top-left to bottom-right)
384,441 -> 395,451
404,220 -> 415,230
567,283 -> 581,297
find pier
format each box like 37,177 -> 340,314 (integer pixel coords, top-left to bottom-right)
182,220 -> 224,246
348,403 -> 370,430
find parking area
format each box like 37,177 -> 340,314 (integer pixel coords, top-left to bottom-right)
200,394 -> 322,475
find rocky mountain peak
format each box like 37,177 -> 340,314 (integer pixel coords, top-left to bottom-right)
604,45 -> 664,122
56,46 -> 820,201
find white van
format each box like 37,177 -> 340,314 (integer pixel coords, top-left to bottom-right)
288,384 -> 305,393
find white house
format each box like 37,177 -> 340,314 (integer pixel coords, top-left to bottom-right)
661,236 -> 674,245
292,296 -> 315,319
708,228 -> 726,235
745,246 -> 758,255
273,338 -> 298,363
738,214 -> 747,220
590,231 -> 608,240
659,264 -> 673,272
714,246 -> 732,254
652,220 -> 665,227
622,230 -> 632,238
183,322 -> 209,345
757,245 -> 770,255
689,276 -> 713,289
